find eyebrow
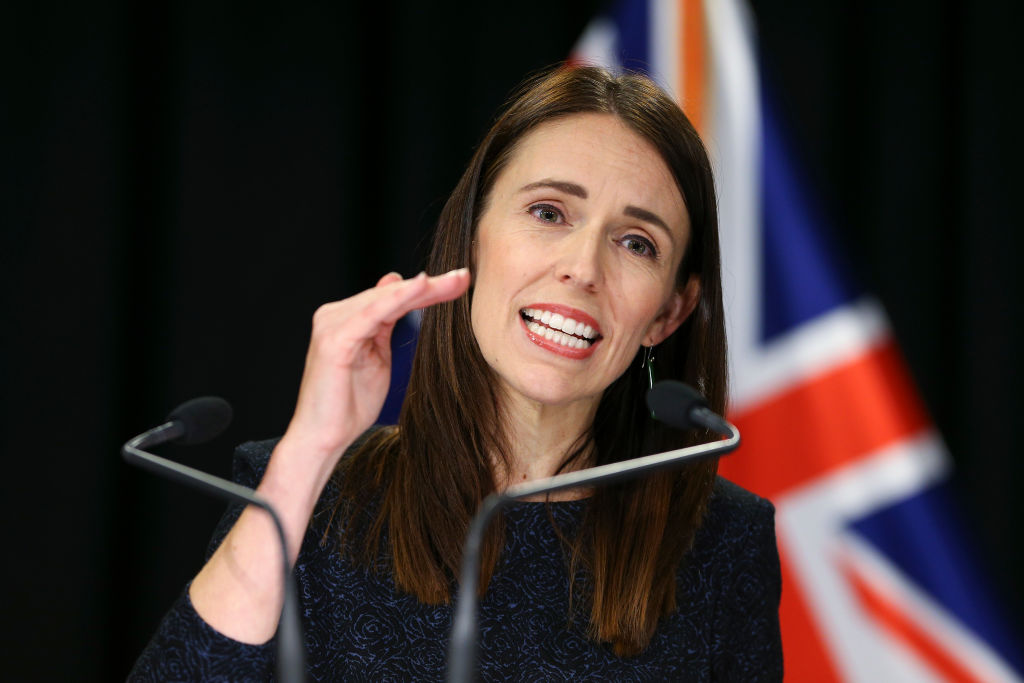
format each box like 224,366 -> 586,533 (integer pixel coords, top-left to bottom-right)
519,178 -> 676,245
517,179 -> 588,199
624,205 -> 674,244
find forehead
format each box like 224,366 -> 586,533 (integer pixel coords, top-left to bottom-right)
495,113 -> 688,226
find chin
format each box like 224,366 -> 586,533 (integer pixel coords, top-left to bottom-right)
505,373 -> 604,409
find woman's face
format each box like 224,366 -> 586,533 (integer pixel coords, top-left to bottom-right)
470,112 -> 699,411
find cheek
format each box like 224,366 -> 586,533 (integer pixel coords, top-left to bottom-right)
469,246 -> 515,343
608,275 -> 673,341
476,235 -> 534,296
471,251 -> 504,312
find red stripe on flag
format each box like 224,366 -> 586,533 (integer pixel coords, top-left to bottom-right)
720,338 -> 931,498
844,560 -> 987,683
778,547 -> 842,681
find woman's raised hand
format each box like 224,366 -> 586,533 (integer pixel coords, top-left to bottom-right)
188,268 -> 470,644
282,268 -> 471,479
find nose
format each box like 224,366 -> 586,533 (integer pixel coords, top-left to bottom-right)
555,225 -> 604,292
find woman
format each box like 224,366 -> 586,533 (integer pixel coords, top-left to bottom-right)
132,66 -> 782,680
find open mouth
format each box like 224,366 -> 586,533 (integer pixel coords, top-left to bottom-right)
519,307 -> 602,350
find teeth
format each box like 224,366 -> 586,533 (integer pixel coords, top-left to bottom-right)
526,319 -> 592,349
521,307 -> 599,344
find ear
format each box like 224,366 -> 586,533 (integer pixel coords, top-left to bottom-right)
644,275 -> 701,346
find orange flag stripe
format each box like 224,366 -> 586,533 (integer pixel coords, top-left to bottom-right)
680,0 -> 707,136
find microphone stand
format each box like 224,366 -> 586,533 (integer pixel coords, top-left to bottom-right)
445,420 -> 740,683
123,424 -> 307,683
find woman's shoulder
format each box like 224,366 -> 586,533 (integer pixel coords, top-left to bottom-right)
230,437 -> 280,486
692,476 -> 778,561
708,476 -> 775,519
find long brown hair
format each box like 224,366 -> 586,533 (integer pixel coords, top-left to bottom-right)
333,65 -> 727,657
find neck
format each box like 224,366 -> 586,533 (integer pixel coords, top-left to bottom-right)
493,392 -> 600,500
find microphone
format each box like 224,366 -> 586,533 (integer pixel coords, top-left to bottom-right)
122,398 -> 306,683
446,381 -> 740,683
646,380 -> 733,436
167,396 -> 233,445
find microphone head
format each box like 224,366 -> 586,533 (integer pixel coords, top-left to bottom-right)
166,396 -> 233,445
646,381 -> 708,431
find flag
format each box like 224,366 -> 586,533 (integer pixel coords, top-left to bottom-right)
572,0 -> 1023,680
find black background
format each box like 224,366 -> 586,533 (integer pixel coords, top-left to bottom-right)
2,1 -> 1021,679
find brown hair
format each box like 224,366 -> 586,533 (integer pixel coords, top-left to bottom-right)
333,65 -> 727,657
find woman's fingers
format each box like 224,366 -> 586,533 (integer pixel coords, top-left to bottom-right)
376,268 -> 470,323
375,271 -> 403,288
327,269 -> 470,341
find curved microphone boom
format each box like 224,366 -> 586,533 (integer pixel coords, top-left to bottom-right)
446,381 -> 740,683
122,397 -> 306,683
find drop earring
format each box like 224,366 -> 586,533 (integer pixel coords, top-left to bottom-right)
640,345 -> 656,391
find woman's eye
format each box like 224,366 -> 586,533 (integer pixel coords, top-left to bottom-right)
529,204 -> 563,223
622,236 -> 658,258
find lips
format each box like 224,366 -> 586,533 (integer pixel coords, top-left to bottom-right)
518,303 -> 603,357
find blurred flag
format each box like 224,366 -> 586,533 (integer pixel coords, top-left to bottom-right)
572,0 -> 1023,680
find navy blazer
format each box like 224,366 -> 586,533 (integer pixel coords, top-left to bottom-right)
131,438 -> 783,681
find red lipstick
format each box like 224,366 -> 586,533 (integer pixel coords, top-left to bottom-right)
518,303 -> 602,360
